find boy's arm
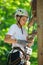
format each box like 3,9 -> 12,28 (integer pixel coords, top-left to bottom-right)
26,37 -> 34,47
4,35 -> 17,44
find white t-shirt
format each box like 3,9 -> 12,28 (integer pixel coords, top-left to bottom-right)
7,24 -> 28,51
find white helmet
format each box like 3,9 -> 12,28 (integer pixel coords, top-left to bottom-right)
15,8 -> 29,19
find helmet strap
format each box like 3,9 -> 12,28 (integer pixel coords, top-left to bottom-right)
17,16 -> 23,34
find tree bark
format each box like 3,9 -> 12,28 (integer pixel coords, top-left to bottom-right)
37,0 -> 43,65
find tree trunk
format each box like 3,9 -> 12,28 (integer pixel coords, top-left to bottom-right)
37,0 -> 43,65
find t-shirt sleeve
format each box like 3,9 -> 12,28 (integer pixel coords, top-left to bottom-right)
7,24 -> 15,35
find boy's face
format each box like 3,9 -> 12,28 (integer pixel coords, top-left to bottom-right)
20,16 -> 27,26
16,16 -> 27,26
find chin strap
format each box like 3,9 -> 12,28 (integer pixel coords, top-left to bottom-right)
17,15 -> 23,34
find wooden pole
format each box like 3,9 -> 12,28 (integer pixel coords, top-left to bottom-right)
37,0 -> 43,65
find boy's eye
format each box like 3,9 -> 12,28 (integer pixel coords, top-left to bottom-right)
23,19 -> 25,21
23,19 -> 26,21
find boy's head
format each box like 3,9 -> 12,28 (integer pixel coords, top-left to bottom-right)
15,9 -> 29,26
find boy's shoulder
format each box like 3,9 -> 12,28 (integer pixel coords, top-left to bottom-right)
10,24 -> 17,28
